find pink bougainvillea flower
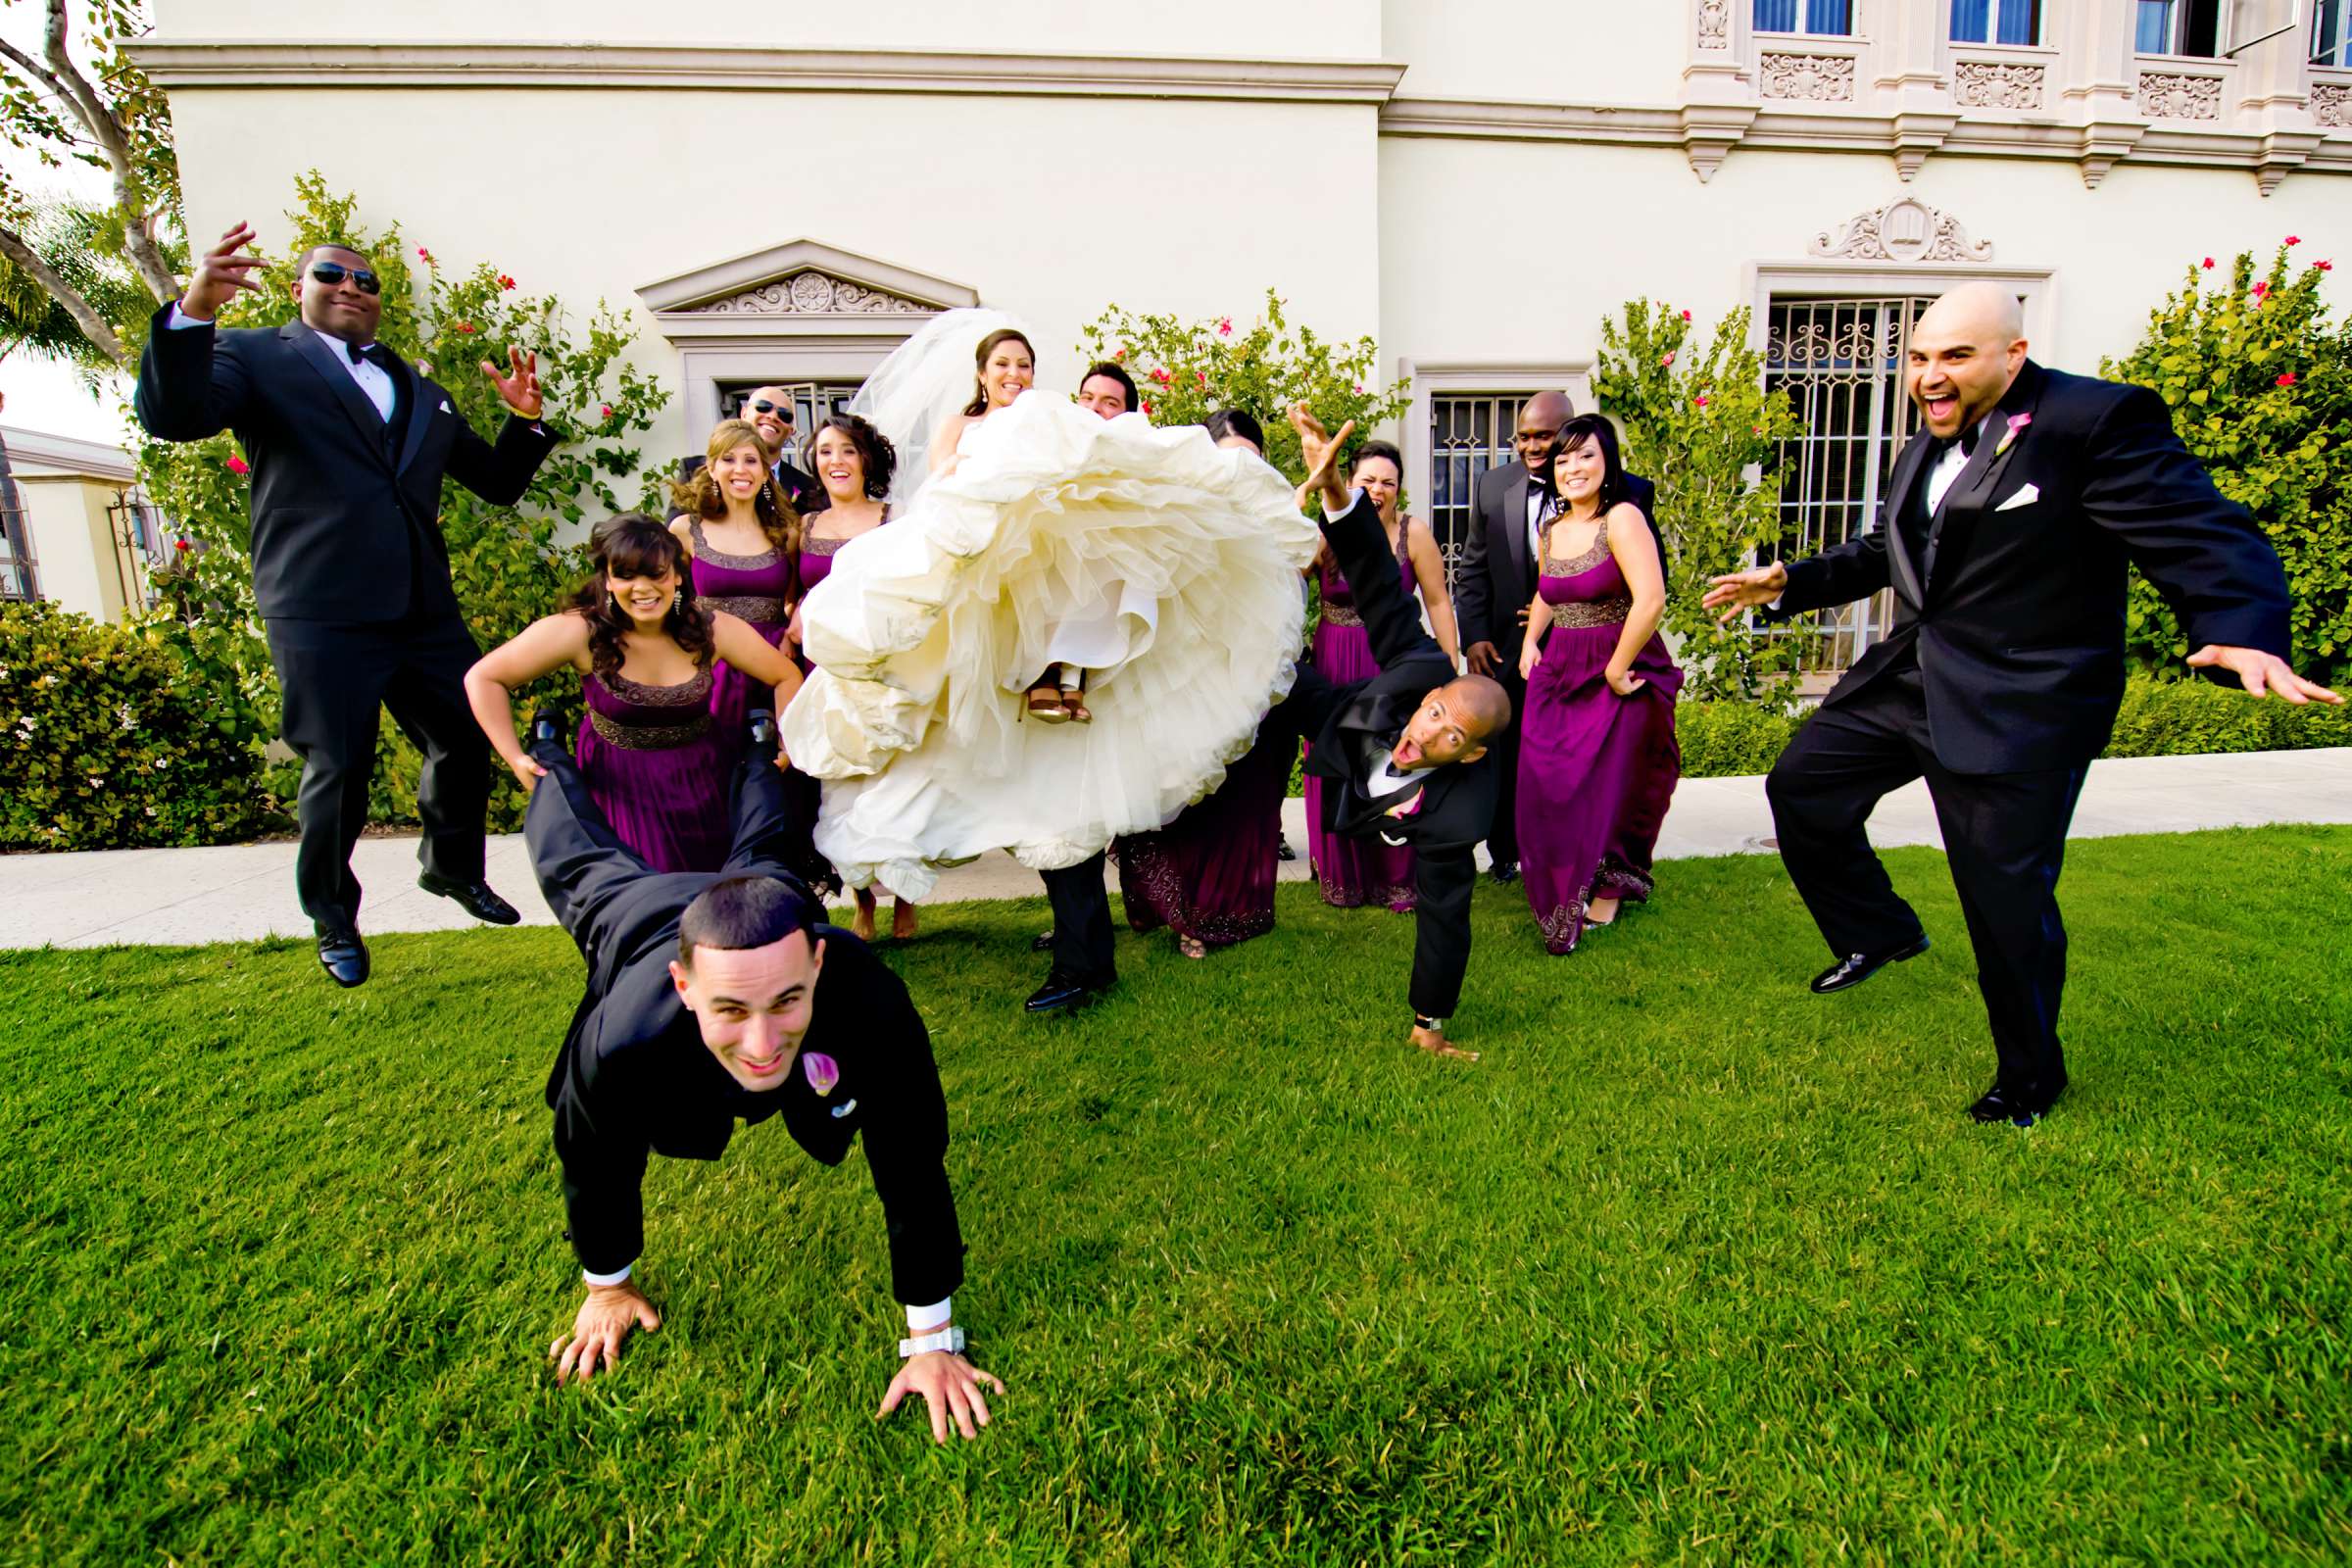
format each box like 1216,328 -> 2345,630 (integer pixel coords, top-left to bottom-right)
1217,317 -> 1233,336
498,273 -> 516,290
2253,280 -> 2269,293
1752,424 -> 1765,435
416,246 -> 433,263
1195,369 -> 1207,388
224,455 -> 250,475
2277,371 -> 2298,387
455,321 -> 477,333
1681,310 -> 1692,321
2202,257 -> 2216,269
801,1051 -> 841,1096
1140,398 -> 1153,415
1660,352 -> 1675,368
600,403 -> 614,418
1151,367 -> 1171,383
1693,394 -> 1710,408
1112,348 -> 1125,360
2318,260 -> 2334,271
1352,382 -> 1363,394
2286,234 -> 2301,246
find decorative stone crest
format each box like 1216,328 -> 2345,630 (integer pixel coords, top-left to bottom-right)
698,270 -> 932,316
1696,0 -> 1730,49
1760,53 -> 1855,102
2313,82 -> 2350,128
1808,197 -> 1994,264
1954,61 -> 2043,111
2137,72 -> 2222,121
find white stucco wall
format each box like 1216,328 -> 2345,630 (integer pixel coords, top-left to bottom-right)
1383,0 -> 1690,106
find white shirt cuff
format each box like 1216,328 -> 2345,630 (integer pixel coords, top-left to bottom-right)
167,303 -> 212,329
1321,488 -> 1363,520
1766,594 -> 1785,612
905,1296 -> 953,1332
581,1262 -> 634,1287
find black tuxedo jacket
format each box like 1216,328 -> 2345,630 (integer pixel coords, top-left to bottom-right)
133,303 -> 557,622
1273,490 -> 1496,1016
1454,462 -> 1658,655
1770,360 -> 2289,774
543,883 -> 963,1303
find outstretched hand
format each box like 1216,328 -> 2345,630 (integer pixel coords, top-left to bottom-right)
1700,563 -> 1789,623
181,222 -> 269,321
2185,645 -> 2342,706
878,1350 -> 1006,1444
1290,404 -> 1357,513
550,1279 -> 662,1387
483,347 -> 544,419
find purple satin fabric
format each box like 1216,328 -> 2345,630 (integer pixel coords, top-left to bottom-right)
576,668 -> 734,874
1303,550 -> 1418,912
1114,720 -> 1291,948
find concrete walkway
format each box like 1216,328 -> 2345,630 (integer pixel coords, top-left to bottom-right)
7,748 -> 2347,952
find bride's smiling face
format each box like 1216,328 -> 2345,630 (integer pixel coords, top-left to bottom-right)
811,426 -> 866,501
982,340 -> 1034,408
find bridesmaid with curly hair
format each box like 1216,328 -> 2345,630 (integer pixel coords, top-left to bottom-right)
465,514 -> 802,873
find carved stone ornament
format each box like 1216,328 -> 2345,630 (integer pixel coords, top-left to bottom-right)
2137,72 -> 2222,121
1808,197 -> 1995,263
2313,81 -> 2350,128
1953,60 -> 2044,111
698,270 -> 932,316
1760,53 -> 1856,102
1696,0 -> 1730,49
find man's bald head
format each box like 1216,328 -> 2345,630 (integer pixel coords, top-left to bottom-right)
1907,282 -> 2029,438
1393,672 -> 1513,770
1513,391 -> 1577,482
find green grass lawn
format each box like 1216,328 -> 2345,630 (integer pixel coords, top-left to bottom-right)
3,826 -> 2348,1566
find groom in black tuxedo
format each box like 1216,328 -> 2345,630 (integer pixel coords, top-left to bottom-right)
1454,392 -> 1659,885
1274,407 -> 1514,1062
1706,282 -> 2337,1126
134,222 -> 558,987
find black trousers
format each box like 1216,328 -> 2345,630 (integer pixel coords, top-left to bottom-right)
1766,662 -> 2086,1094
1039,852 -> 1114,987
266,611 -> 489,933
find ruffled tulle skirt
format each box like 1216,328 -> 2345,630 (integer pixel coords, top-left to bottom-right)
779,394 -> 1319,898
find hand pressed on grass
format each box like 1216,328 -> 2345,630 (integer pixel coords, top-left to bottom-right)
550,1279 -> 661,1386
877,1349 -> 1006,1444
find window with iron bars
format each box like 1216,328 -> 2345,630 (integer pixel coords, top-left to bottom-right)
1759,295 -> 1938,671
1428,392 -> 1536,598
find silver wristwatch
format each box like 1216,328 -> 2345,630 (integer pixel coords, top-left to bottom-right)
898,1325 -> 966,1358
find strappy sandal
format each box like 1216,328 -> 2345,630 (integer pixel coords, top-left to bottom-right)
1026,678 -> 1071,723
1060,667 -> 1093,725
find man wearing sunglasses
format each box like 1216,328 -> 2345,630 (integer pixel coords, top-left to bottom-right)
134,222 -> 559,988
736,386 -> 825,514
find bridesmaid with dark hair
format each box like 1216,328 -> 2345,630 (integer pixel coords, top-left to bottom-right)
464,514 -> 802,874
790,411 -> 914,940
1114,408 -> 1291,957
1303,439 -> 1458,913
1515,414 -> 1681,954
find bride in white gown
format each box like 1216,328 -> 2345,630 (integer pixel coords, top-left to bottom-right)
779,309 -> 1321,900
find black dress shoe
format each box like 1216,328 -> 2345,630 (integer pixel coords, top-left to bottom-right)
318,928 -> 369,988
530,708 -> 568,752
418,873 -> 521,926
1276,836 -> 1297,863
1489,860 -> 1521,886
1809,932 -> 1931,994
1031,930 -> 1056,953
748,707 -> 778,766
1025,967 -> 1110,1013
1968,1078 -> 2064,1126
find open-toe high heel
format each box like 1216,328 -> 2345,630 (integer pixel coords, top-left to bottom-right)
1026,679 -> 1070,723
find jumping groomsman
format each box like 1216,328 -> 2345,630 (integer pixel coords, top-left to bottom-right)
526,711 -> 1004,1439
1705,282 -> 2336,1126
1454,393 -> 1657,884
134,223 -> 558,987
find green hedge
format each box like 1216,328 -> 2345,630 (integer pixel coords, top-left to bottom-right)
0,601 -> 281,850
1678,674 -> 2350,779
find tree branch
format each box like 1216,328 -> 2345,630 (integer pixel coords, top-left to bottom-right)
17,0 -> 179,304
0,220 -> 125,363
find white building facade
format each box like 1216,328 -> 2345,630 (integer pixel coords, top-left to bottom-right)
132,0 -> 2350,659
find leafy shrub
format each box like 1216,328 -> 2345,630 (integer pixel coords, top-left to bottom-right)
137,172 -> 670,834
2102,240 -> 2348,685
0,601 -> 279,850
1677,701 -> 1808,779
1076,290 -> 1412,487
1592,300 -> 1808,710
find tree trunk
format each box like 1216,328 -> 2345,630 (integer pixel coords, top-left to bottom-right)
0,223 -> 127,365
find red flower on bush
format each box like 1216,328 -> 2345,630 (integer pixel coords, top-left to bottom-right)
173,538 -> 191,553
417,246 -> 433,263
1150,367 -> 1171,384
1680,310 -> 1692,321
1660,352 -> 1675,368
2319,260 -> 2334,272
1195,369 -> 1207,388
2286,234 -> 2301,246
2277,372 -> 2298,387
1694,394 -> 1710,408
2252,281 -> 2269,297
1140,398 -> 1153,415
600,403 -> 614,419
498,273 -> 516,290
455,321 -> 477,334
1112,348 -> 1125,360
2202,257 -> 2216,269
1217,317 -> 1233,336
224,455 -> 250,475
1352,383 -> 1363,394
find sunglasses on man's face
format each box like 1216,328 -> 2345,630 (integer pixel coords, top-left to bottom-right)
309,262 -> 381,295
747,399 -> 793,422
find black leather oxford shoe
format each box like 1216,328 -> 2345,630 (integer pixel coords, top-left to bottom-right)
1024,967 -> 1110,1013
748,707 -> 779,767
1809,932 -> 1931,994
418,873 -> 521,926
1489,860 -> 1521,886
530,709 -> 567,752
318,927 -> 370,988
1030,930 -> 1056,953
1968,1076 -> 2067,1127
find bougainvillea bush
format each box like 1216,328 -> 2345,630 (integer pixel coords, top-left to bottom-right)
2103,239 -> 2347,686
138,173 -> 669,833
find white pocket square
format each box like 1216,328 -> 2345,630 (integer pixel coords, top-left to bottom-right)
438,398 -> 453,414
1996,484 -> 2039,513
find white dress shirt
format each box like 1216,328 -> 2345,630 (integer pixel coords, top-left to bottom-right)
1923,425 -> 1979,515
1525,484 -> 1555,569
169,303 -> 396,422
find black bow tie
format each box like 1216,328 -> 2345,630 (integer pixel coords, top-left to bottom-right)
1938,421 -> 1984,460
347,340 -> 393,370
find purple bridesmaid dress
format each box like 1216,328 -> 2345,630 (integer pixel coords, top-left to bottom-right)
1516,512 -> 1683,954
1114,719 -> 1288,950
575,666 -> 734,874
1303,531 -> 1419,912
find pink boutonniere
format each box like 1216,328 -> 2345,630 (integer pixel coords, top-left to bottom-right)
801,1051 -> 841,1097
1993,411 -> 2033,459
1385,791 -> 1424,820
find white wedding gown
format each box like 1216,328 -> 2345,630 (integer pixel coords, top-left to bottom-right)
780,378 -> 1319,899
